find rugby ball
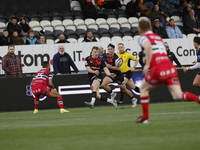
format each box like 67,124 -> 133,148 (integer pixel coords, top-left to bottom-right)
115,58 -> 123,67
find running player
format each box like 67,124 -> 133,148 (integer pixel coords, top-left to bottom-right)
101,43 -> 138,107
183,36 -> 200,87
117,43 -> 140,106
84,46 -> 117,109
31,61 -> 69,114
135,20 -> 200,124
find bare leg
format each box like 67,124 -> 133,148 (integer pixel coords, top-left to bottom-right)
193,74 -> 200,87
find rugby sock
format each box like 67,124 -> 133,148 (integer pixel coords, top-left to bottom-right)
140,96 -> 150,119
120,90 -> 124,102
182,92 -> 199,103
134,86 -> 140,93
57,97 -> 64,109
108,90 -> 113,94
34,96 -> 39,109
91,92 -> 96,105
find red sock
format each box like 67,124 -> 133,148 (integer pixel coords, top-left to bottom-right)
34,96 -> 39,109
182,92 -> 199,103
57,97 -> 64,109
140,96 -> 150,119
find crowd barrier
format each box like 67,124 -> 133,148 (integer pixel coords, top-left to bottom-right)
0,69 -> 199,112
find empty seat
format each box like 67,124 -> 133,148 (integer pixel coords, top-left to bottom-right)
70,1 -> 81,11
5,13 -> 16,20
40,20 -> 51,27
105,9 -> 117,18
78,37 -> 84,43
50,11 -> 63,20
96,18 -> 107,26
44,30 -> 55,40
122,36 -> 133,41
72,10 -> 85,19
123,0 -> 130,5
51,20 -> 63,27
29,21 -> 40,28
32,26 -> 43,31
109,27 -> 122,37
98,28 -> 111,37
53,30 -> 64,38
28,12 -> 40,21
131,27 -> 139,36
63,19 -> 74,26
138,17 -> 149,22
116,9 -> 127,18
64,29 -> 78,39
61,11 -> 74,20
46,39 -> 55,44
43,26 -> 54,32
74,19 -> 85,26
107,18 -> 118,25
118,17 -> 129,25
133,35 -> 141,41
111,36 -> 122,42
187,33 -> 197,39
76,29 -> 86,38
67,38 -> 77,43
39,11 -> 52,21
120,27 -> 133,36
171,16 -> 181,22
100,37 -> 111,42
54,26 -> 65,32
182,34 -> 187,38
0,14 -> 7,23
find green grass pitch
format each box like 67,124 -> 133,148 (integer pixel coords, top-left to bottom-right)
0,102 -> 200,150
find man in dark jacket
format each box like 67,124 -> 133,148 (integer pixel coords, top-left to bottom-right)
7,17 -> 22,35
82,31 -> 97,42
56,34 -> 70,43
80,0 -> 97,19
0,30 -> 13,46
53,45 -> 80,75
152,19 -> 168,38
126,0 -> 141,18
164,42 -> 184,69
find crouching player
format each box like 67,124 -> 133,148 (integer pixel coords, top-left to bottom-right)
135,20 -> 200,124
31,61 -> 69,114
84,46 -> 117,109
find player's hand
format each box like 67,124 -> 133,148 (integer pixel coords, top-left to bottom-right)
77,72 -> 81,74
143,65 -> 149,75
131,67 -> 135,72
94,70 -> 99,75
110,73 -> 116,78
57,73 -> 62,75
183,67 -> 189,72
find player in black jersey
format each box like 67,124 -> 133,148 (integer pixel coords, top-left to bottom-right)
101,44 -> 137,105
84,46 -> 117,109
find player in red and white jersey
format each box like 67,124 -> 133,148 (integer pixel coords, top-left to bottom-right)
31,61 -> 69,114
134,20 -> 200,124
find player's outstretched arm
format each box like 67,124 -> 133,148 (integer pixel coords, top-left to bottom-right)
103,67 -> 111,76
86,66 -> 99,75
106,64 -> 120,71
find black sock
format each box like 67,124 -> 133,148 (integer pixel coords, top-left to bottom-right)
130,96 -> 134,99
134,86 -> 140,93
120,90 -> 124,101
100,95 -> 107,102
92,92 -> 97,98
108,90 -> 112,94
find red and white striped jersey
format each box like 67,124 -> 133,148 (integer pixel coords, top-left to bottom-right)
139,31 -> 172,68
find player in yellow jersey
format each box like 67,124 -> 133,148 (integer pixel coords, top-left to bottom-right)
117,43 -> 140,107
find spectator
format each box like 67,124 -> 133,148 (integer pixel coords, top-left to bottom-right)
0,30 -> 13,46
194,3 -> 200,21
182,4 -> 193,21
2,45 -> 22,77
137,0 -> 151,17
26,30 -> 37,45
166,19 -> 183,38
53,45 -> 80,75
37,35 -> 47,44
152,19 -> 168,38
19,16 -> 31,41
56,34 -> 70,43
144,0 -> 155,9
126,0 -> 142,18
164,42 -> 184,69
150,3 -> 167,26
183,9 -> 200,34
7,17 -> 22,35
157,0 -> 175,9
12,31 -> 24,45
80,0 -> 97,19
82,31 -> 97,42
167,0 -> 180,8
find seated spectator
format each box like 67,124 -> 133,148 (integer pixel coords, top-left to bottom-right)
137,0 -> 151,17
144,0 -> 155,9
150,3 -> 167,26
182,4 -> 193,22
26,30 -> 37,45
12,31 -> 24,45
194,3 -> 200,21
166,19 -> 183,38
183,9 -> 200,34
80,0 -> 97,19
167,0 -> 180,8
56,34 -> 70,43
126,0 -> 142,18
53,45 -> 80,75
0,30 -> 13,46
82,31 -> 97,42
19,16 -> 31,41
152,19 -> 168,38
7,17 -> 22,35
96,0 -> 121,9
37,35 -> 47,44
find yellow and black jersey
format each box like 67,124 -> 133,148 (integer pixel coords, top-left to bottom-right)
117,51 -> 137,73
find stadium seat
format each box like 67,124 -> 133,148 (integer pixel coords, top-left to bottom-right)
39,11 -> 52,21
5,13 -> 16,20
43,26 -> 54,32
67,38 -> 77,43
133,35 -> 141,41
177,25 -> 185,34
123,0 -> 130,5
55,39 -> 59,43
0,14 -> 7,23
98,28 -> 111,37
116,9 -> 127,18
63,19 -> 74,27
72,10 -> 85,19
107,18 -> 118,25
105,9 -> 117,18
176,22 -> 183,27
53,30 -> 64,38
65,25 -> 76,31
118,17 -> 129,25
131,27 -> 139,36
28,12 -> 40,21
87,28 -> 100,38
138,17 -> 149,22
111,36 -> 122,42
64,29 -> 78,39
32,26 -> 43,31
182,34 -> 187,38
74,19 -> 85,26
54,25 -> 65,32
187,33 -> 197,39
78,37 -> 84,43
61,11 -> 74,20
120,27 -> 133,36
96,18 -> 107,26
109,27 -> 123,37
46,39 -> 55,44
50,11 -> 63,21
44,30 -> 55,40
128,17 -> 139,26
29,21 -> 40,28
85,19 -> 96,26
96,37 -> 100,42
76,29 -> 86,38
70,1 -> 81,11
100,37 -> 111,42
51,20 -> 63,27
40,20 -> 51,28
122,36 -> 133,41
